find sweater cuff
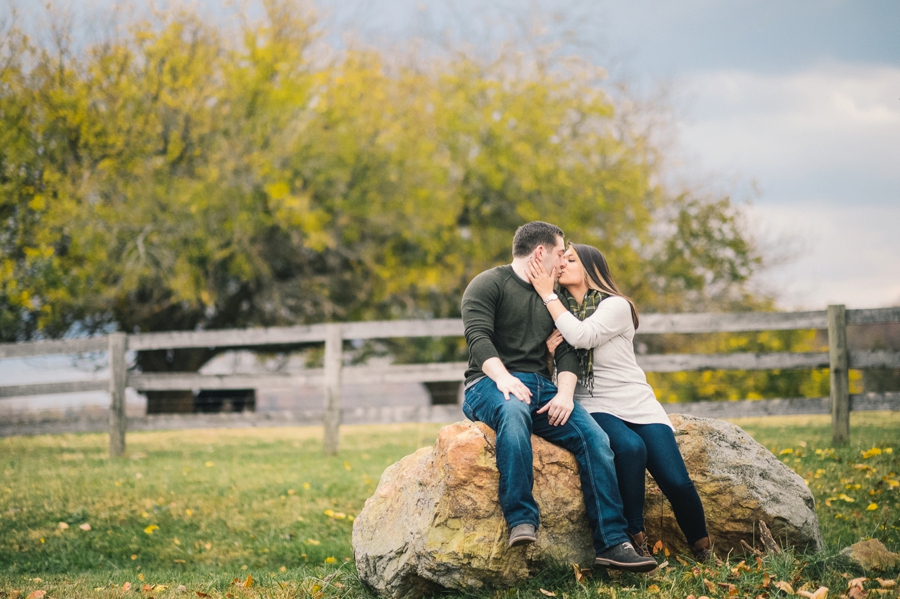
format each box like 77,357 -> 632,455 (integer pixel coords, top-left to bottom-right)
469,338 -> 500,368
555,349 -> 580,375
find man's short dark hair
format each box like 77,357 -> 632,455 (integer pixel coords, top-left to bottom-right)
512,221 -> 564,258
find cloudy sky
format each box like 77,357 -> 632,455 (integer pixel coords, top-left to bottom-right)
312,0 -> 900,310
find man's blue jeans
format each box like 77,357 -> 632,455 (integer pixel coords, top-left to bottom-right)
463,372 -> 629,553
591,412 -> 708,545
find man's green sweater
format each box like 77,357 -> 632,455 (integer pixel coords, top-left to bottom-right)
461,265 -> 580,384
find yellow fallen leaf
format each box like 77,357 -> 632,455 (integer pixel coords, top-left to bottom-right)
306,538 -> 320,545
344,462 -> 352,471
867,503 -> 879,511
279,566 -> 287,573
144,524 -> 159,535
539,590 -> 556,597
131,554 -> 137,560
138,574 -> 144,582
848,577 -> 868,589
243,575 -> 253,588
58,522 -> 69,530
774,581 -> 795,595
325,556 -> 337,564
797,586 -> 828,599
79,523 -> 91,531
185,509 -> 193,517
26,591 -> 46,599
704,579 -> 717,593
153,585 -> 167,591
205,461 -> 214,467
324,509 -> 334,517
647,584 -> 660,593
876,579 -> 896,589
303,482 -> 311,490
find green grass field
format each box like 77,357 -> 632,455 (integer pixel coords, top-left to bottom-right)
1,413 -> 898,599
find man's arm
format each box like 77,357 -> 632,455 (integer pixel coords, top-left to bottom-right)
462,272 -> 532,403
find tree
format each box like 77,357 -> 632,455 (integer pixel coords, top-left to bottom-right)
1,0 -> 796,407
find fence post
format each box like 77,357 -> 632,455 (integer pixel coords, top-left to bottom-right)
827,304 -> 849,446
322,324 -> 343,455
108,332 -> 128,457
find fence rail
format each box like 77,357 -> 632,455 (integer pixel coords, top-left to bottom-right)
1,305 -> 899,454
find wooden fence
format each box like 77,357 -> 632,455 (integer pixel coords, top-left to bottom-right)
1,304 -> 899,456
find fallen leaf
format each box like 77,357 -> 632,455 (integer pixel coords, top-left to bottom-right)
876,579 -> 896,589
25,592 -> 45,599
653,540 -> 664,555
58,522 -> 69,530
796,586 -> 828,599
847,587 -> 866,599
176,586 -> 186,592
763,572 -> 771,588
685,595 -> 696,599
848,578 -> 868,589
867,503 -> 879,511
324,556 -> 337,564
676,555 -> 690,566
142,585 -> 153,592
79,523 -> 91,531
647,584 -> 660,593
704,579 -> 717,593
539,590 -> 556,597
195,592 -> 208,598
718,582 -> 738,596
243,575 -> 253,588
144,524 -> 159,535
774,581 -> 795,595
123,582 -> 132,592
152,586 -> 166,591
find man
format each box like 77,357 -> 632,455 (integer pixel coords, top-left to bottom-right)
461,221 -> 656,572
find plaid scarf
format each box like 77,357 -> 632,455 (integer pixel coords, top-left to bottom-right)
560,287 -> 607,393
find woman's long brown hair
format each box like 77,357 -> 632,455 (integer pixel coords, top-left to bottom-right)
569,243 -> 640,329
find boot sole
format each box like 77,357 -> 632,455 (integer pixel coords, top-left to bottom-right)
594,556 -> 658,573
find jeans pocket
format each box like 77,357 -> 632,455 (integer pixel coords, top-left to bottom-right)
462,383 -> 484,422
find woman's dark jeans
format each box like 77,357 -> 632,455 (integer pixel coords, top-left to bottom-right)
591,412 -> 708,545
463,373 -> 630,553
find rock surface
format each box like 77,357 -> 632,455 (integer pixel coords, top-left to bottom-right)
353,415 -> 824,599
643,414 -> 824,556
352,420 -> 592,599
839,539 -> 899,571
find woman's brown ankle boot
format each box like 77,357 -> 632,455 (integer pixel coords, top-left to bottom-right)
691,536 -> 713,562
627,531 -> 650,557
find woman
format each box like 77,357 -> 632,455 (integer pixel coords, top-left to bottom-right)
525,243 -> 712,561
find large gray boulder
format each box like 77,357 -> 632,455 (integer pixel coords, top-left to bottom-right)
643,414 -> 823,556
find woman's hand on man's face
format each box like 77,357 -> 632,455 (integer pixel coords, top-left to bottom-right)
526,257 -> 556,297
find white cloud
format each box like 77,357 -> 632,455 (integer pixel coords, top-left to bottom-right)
676,63 -> 900,187
749,202 -> 900,310
669,63 -> 900,309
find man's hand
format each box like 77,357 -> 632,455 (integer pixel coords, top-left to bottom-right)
495,373 -> 533,404
536,393 -> 574,426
